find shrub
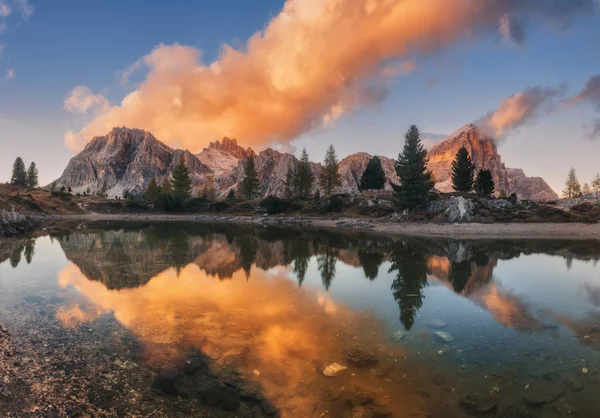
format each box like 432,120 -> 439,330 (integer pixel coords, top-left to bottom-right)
259,196 -> 298,214
210,201 -> 230,212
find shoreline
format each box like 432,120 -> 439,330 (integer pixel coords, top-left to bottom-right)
39,213 -> 600,240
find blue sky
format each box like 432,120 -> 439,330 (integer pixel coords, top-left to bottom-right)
1,0 -> 599,193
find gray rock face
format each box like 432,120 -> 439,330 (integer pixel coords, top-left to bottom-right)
51,125 -> 557,201
50,127 -> 212,198
507,168 -> 558,202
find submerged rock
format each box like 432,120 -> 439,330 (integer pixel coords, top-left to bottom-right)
498,406 -> 534,418
323,363 -> 347,377
345,349 -> 378,368
564,374 -> 583,392
524,386 -> 564,405
459,393 -> 498,414
432,331 -> 454,343
390,330 -> 407,341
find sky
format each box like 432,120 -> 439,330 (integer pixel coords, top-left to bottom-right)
1,0 -> 599,194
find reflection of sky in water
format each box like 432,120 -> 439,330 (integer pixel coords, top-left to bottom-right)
3,227 -> 600,417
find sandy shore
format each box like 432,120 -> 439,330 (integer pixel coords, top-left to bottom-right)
42,213 -> 600,240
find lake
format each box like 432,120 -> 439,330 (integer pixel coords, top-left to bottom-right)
1,221 -> 600,417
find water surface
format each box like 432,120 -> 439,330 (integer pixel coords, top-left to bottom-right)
1,222 -> 600,417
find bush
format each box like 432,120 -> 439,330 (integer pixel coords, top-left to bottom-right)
318,195 -> 346,213
51,190 -> 72,199
259,196 -> 298,214
210,201 -> 230,212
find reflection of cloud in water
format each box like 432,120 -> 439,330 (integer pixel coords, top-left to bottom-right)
57,262 -> 434,417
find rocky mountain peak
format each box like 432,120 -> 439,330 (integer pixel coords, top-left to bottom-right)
205,137 -> 255,159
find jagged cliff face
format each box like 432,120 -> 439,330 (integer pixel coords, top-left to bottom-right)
427,124 -> 509,193
51,128 -> 212,198
426,124 -> 558,200
52,125 -> 556,200
507,168 -> 558,201
196,137 -> 255,176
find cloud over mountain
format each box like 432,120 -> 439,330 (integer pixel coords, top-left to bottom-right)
64,0 -> 597,152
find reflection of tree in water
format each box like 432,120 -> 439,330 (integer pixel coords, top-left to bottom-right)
24,239 -> 35,264
389,242 -> 429,330
449,260 -> 471,293
318,248 -> 337,291
290,240 -> 311,287
357,250 -> 384,280
9,245 -> 23,268
237,234 -> 257,277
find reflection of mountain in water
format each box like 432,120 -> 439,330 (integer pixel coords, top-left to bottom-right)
48,222 -> 600,331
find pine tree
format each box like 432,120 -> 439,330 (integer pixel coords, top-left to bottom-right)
161,176 -> 172,195
591,174 -> 600,198
359,156 -> 386,191
562,167 -> 581,198
144,177 -> 161,202
451,147 -> 475,192
583,182 -> 592,196
294,148 -> 314,198
227,188 -> 236,200
10,157 -> 27,186
474,169 -> 495,198
240,157 -> 259,200
26,162 -> 39,188
284,165 -> 296,198
319,145 -> 341,195
392,125 -> 434,210
171,161 -> 192,198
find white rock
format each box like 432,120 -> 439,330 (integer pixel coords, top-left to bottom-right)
323,362 -> 347,377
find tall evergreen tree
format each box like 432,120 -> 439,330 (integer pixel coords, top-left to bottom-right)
451,147 -> 475,192
319,145 -> 341,195
359,156 -> 386,191
26,162 -> 39,188
294,148 -> 314,198
144,177 -> 161,202
226,188 -> 236,200
583,182 -> 592,196
162,176 -> 172,195
10,157 -> 27,186
392,125 -> 434,210
592,174 -> 600,198
171,161 -> 192,198
240,156 -> 260,200
562,167 -> 581,198
474,169 -> 495,198
284,165 -> 296,198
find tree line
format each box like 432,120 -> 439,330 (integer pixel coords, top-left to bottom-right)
563,167 -> 600,199
9,157 -> 39,188
144,124 -> 498,209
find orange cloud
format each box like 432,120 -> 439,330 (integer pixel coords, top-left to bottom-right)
64,0 -> 597,152
476,85 -> 567,138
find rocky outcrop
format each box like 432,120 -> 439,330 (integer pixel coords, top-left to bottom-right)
52,124 -> 556,201
427,124 -> 509,193
507,168 -> 558,201
196,138 -> 255,176
51,128 -> 212,198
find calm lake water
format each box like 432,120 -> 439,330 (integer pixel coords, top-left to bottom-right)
1,222 -> 600,417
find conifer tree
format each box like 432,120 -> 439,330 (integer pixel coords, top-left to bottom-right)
171,161 -> 192,198
562,167 -> 581,198
451,147 -> 475,192
26,162 -> 39,188
10,157 -> 27,186
319,145 -> 341,195
474,169 -> 495,198
144,177 -> 161,202
392,125 -> 434,210
583,182 -> 592,196
294,148 -> 314,198
227,188 -> 236,200
359,156 -> 386,191
284,165 -> 296,198
591,174 -> 600,198
162,176 -> 172,195
240,156 -> 260,200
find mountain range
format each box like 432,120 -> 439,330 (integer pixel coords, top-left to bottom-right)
50,123 -> 558,201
